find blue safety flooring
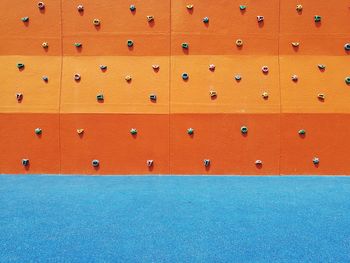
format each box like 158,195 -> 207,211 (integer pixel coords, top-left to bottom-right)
0,175 -> 349,263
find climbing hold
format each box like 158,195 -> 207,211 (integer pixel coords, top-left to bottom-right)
257,16 -> 264,22
149,94 -> 157,101
152,64 -> 160,70
147,160 -> 154,167
182,72 -> 189,80
262,66 -> 269,74
35,128 -> 42,135
298,129 -> 306,135
130,128 -> 137,135
21,17 -> 29,22
93,19 -> 100,26
182,43 -> 189,49
255,160 -> 263,165
235,75 -> 242,81
77,129 -> 84,134
209,90 -> 217,97
127,40 -> 134,47
16,93 -> 23,102
37,2 -> 45,9
203,17 -> 209,23
42,42 -> 49,48
130,5 -> 136,11
74,74 -> 81,81
313,157 -> 320,165
74,42 -> 82,47
92,160 -> 100,167
186,4 -> 194,9
187,128 -> 194,135
42,76 -> 48,82
291,75 -> 298,81
236,39 -> 243,47
77,4 -> 84,11
345,77 -> 350,85
296,4 -> 303,12
209,64 -> 215,71
292,42 -> 300,47
317,93 -> 325,100
318,64 -> 326,70
239,5 -> 246,10
344,43 -> 350,51
262,92 -> 269,99
22,159 -> 29,166
125,75 -> 132,81
96,94 -> 104,101
241,126 -> 248,134
314,15 -> 321,22
17,63 -> 25,69
203,159 -> 210,167
147,16 -> 154,22
99,65 -> 107,70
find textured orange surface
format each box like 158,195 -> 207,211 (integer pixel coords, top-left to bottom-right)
0,1 -> 349,175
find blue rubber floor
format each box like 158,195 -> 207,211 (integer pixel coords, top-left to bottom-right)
0,175 -> 349,263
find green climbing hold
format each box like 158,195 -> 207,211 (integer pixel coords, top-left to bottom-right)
96,94 -> 104,101
187,128 -> 194,135
16,63 -> 25,69
239,5 -> 246,10
130,128 -> 137,135
182,42 -> 189,49
35,128 -> 42,135
203,17 -> 209,23
298,129 -> 306,135
74,43 -> 82,47
127,40 -> 134,47
21,17 -> 29,22
241,126 -> 248,134
314,15 -> 321,22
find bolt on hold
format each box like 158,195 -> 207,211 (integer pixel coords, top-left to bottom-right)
318,93 -> 325,100
291,42 -> 300,47
298,129 -> 306,135
345,77 -> 350,85
130,5 -> 136,11
127,40 -> 134,47
96,94 -> 104,101
125,75 -> 132,81
93,19 -> 100,26
291,75 -> 298,81
152,64 -> 160,70
236,39 -> 243,47
182,42 -> 189,49
21,17 -> 29,22
147,16 -> 154,22
262,66 -> 269,74
235,75 -> 242,81
186,4 -> 194,9
255,160 -> 263,165
314,15 -> 321,22
77,4 -> 84,11
182,72 -> 189,80
99,65 -> 107,70
35,128 -> 42,135
262,92 -> 269,99
74,42 -> 82,47
92,160 -> 100,167
16,93 -> 23,102
296,4 -> 303,12
187,128 -> 194,135
22,159 -> 29,166
241,126 -> 248,134
239,5 -> 246,10
149,94 -> 157,101
209,90 -> 217,97
209,64 -> 215,71
17,63 -> 25,69
74,74 -> 81,81
203,159 -> 210,167
147,160 -> 154,167
257,16 -> 264,22
203,17 -> 209,23
344,43 -> 350,51
42,42 -> 48,48
130,128 -> 137,135
318,64 -> 326,70
77,129 -> 84,134
313,157 -> 319,165
37,2 -> 45,9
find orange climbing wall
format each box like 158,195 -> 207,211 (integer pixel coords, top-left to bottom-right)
0,0 -> 350,175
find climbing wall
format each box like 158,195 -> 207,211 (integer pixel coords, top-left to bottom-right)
0,0 -> 349,175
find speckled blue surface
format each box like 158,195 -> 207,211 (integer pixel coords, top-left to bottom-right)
0,175 -> 349,263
